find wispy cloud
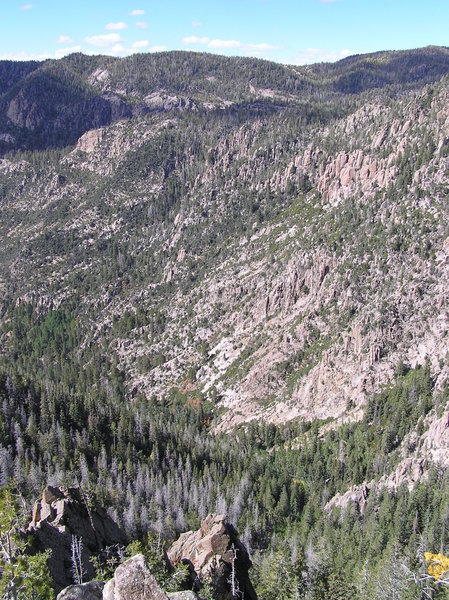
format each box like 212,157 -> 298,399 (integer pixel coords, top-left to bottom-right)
55,45 -> 82,59
212,40 -> 277,51
1,41 -> 167,62
56,35 -> 73,44
182,36 -> 277,52
183,36 -> 209,45
79,36 -> 166,57
0,50 -> 50,61
320,0 -> 338,3
192,21 -> 201,27
129,9 -> 145,16
110,44 -> 126,54
105,22 -> 128,31
84,33 -> 122,48
133,40 -> 149,49
111,43 -> 166,56
291,47 -> 352,65
20,3 -> 33,10
136,22 -> 148,29
208,39 -> 241,49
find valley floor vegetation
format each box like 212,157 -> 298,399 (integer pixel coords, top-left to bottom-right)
0,352 -> 449,598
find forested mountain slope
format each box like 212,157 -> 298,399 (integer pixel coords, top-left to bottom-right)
1,45 -> 449,153
1,47 -> 449,597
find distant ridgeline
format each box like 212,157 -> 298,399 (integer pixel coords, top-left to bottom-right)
1,46 -> 449,153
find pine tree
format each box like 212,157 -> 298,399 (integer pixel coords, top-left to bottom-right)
0,487 -> 54,599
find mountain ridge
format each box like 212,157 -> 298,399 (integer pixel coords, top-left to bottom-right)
2,46 -> 449,154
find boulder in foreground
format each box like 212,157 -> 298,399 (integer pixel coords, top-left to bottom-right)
56,581 -> 105,600
28,486 -> 127,592
168,514 -> 257,600
102,554 -> 168,600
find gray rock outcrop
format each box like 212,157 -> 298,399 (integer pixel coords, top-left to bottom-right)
57,559 -> 203,600
167,514 -> 257,600
28,486 -> 127,593
325,483 -> 371,515
102,554 -> 168,600
56,581 -> 105,600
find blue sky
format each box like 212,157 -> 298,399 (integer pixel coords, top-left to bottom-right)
1,0 -> 449,65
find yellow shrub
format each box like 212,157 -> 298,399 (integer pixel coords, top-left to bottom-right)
425,552 -> 449,580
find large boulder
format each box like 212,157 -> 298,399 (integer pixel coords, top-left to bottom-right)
28,486 -> 127,593
102,554 -> 168,600
56,581 -> 105,599
56,558 -> 202,600
167,514 -> 257,600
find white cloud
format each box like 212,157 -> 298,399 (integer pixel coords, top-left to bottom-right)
192,21 -> 201,27
105,22 -> 128,31
0,40 -> 169,62
81,39 -> 167,57
133,40 -> 149,49
0,50 -> 50,61
136,22 -> 148,29
249,42 -> 278,51
55,45 -> 82,59
20,3 -> 33,10
182,36 -> 277,52
0,47 -> 96,62
182,36 -> 210,45
112,43 -> 166,56
129,9 -> 145,16
56,35 -> 73,44
208,39 -> 241,49
111,44 -> 126,54
84,33 -> 122,48
291,47 -> 352,65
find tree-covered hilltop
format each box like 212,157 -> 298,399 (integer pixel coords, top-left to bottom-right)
2,46 -> 449,153
308,45 -> 449,92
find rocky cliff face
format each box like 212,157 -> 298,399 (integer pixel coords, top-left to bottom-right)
168,514 -> 257,600
28,486 -> 127,592
51,507 -> 256,600
57,555 -> 203,600
326,407 -> 449,513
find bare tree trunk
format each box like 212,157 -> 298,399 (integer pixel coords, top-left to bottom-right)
228,544 -> 242,599
71,535 -> 85,585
